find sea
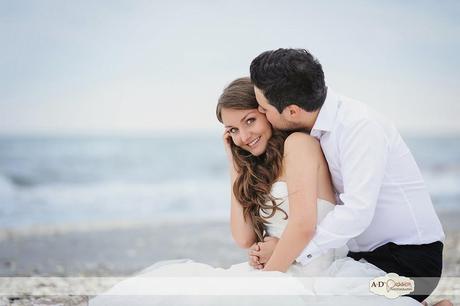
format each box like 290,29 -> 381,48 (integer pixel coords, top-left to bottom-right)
0,134 -> 459,230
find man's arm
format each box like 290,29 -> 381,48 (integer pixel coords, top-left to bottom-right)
296,119 -> 389,264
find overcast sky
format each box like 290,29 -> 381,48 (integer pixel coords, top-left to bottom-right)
1,0 -> 459,136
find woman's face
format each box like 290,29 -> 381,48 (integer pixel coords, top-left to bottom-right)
221,107 -> 272,156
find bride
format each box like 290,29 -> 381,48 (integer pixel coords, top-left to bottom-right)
89,77 -> 419,305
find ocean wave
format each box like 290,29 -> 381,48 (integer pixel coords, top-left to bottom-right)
1,170 -> 460,230
0,179 -> 230,229
4,173 -> 38,187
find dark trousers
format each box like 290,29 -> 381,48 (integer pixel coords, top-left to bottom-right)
348,241 -> 443,302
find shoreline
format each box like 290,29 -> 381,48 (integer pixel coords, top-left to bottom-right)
1,207 -> 458,240
0,217 -> 229,242
0,209 -> 458,276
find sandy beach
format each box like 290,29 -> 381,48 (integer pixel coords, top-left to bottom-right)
0,209 -> 459,305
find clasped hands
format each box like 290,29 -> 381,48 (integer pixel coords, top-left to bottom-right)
248,236 -> 279,270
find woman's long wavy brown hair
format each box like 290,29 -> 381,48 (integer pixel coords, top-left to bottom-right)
216,77 -> 289,242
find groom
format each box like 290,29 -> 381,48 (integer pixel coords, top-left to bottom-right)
247,48 -> 445,302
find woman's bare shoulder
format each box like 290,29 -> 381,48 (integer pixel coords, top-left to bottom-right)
284,132 -> 320,152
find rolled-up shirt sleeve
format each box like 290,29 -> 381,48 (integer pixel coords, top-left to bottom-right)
296,119 -> 389,265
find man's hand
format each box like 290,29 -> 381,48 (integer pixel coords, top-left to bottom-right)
248,237 -> 279,269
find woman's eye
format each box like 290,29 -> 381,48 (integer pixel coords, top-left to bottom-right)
246,118 -> 255,125
229,128 -> 238,134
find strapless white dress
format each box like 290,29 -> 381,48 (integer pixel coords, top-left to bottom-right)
90,182 -> 419,306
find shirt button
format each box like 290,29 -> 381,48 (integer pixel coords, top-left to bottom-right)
307,254 -> 312,258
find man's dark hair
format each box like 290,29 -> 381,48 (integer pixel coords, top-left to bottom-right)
250,48 -> 327,113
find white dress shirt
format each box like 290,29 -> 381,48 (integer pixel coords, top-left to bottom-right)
296,89 -> 445,265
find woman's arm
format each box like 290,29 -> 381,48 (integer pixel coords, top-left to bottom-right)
229,166 -> 257,248
263,132 -> 320,272
223,132 -> 257,249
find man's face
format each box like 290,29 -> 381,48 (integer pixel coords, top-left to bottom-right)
254,86 -> 294,131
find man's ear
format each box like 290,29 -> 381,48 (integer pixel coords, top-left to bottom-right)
283,104 -> 302,120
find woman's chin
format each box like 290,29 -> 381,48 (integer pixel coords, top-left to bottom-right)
248,146 -> 267,156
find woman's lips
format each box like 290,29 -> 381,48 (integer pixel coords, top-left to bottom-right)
248,136 -> 261,147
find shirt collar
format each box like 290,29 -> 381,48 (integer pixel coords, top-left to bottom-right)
310,88 -> 339,138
